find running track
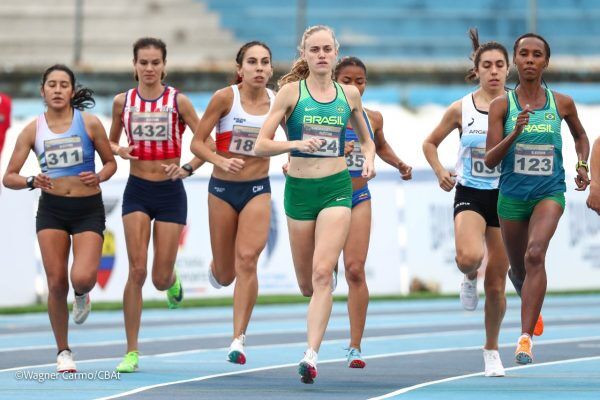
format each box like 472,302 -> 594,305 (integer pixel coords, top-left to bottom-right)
1,294 -> 599,399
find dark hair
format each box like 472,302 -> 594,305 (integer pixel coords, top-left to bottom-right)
465,28 -> 509,82
334,56 -> 367,80
41,64 -> 95,110
133,37 -> 167,62
513,32 -> 551,61
133,37 -> 167,81
233,41 -> 272,84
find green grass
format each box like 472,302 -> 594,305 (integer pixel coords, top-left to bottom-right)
1,289 -> 599,315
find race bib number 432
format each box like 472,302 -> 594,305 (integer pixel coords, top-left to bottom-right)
44,136 -> 84,169
514,143 -> 554,176
470,147 -> 500,178
130,112 -> 169,141
229,125 -> 259,156
301,123 -> 341,157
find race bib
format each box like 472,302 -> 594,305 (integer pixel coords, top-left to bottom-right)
346,142 -> 365,172
228,125 -> 259,156
44,136 -> 84,169
301,123 -> 341,157
514,143 -> 554,176
470,147 -> 500,178
130,112 -> 169,142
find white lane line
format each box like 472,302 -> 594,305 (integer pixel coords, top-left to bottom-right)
368,355 -> 600,399
92,335 -> 600,400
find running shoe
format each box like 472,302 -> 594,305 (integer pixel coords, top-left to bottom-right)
483,349 -> 505,377
507,267 -> 523,296
460,275 -> 478,311
116,351 -> 139,373
208,264 -> 223,289
515,335 -> 533,365
331,265 -> 338,293
533,313 -> 544,336
72,292 -> 91,325
227,334 -> 246,365
56,349 -> 76,372
298,348 -> 318,384
347,347 -> 366,369
166,270 -> 183,309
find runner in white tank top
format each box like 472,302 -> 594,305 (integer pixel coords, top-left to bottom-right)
191,41 -> 275,365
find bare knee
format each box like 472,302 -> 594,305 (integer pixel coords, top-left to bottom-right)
71,271 -> 97,294
455,249 -> 483,274
345,259 -> 366,286
299,284 -> 313,297
212,260 -> 235,287
524,243 -> 546,269
152,267 -> 175,291
235,249 -> 259,278
312,264 -> 333,290
484,279 -> 506,303
47,275 -> 69,298
128,261 -> 147,287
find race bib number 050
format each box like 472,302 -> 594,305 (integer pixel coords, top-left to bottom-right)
346,142 -> 365,171
229,125 -> 259,156
514,143 -> 554,176
470,147 -> 500,178
130,112 -> 169,141
44,136 -> 84,169
301,123 -> 341,157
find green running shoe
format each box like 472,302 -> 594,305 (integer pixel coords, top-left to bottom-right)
167,270 -> 183,309
116,351 -> 139,373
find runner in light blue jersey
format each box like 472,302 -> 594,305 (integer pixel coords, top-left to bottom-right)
423,29 -> 510,377
486,33 -> 590,365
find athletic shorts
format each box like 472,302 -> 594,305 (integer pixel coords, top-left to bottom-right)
352,185 -> 371,208
122,175 -> 187,225
36,192 -> 105,237
453,184 -> 500,228
284,169 -> 352,220
497,192 -> 565,221
208,176 -> 270,213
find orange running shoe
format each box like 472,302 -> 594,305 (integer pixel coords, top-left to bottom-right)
515,334 -> 533,365
533,313 -> 544,336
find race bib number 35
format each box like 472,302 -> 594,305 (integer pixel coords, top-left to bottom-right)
470,147 -> 500,178
44,136 -> 84,169
514,143 -> 554,176
130,112 -> 169,141
229,125 -> 259,156
301,123 -> 341,157
346,142 -> 365,171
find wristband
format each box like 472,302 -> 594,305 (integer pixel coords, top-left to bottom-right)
181,163 -> 194,176
576,160 -> 589,172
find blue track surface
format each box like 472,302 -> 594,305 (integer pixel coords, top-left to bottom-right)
1,294 -> 599,399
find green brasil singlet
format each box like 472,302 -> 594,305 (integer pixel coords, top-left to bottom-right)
286,80 -> 352,158
500,88 -> 565,201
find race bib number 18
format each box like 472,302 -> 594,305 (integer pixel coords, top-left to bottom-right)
301,123 -> 341,157
514,143 -> 554,176
44,136 -> 84,169
130,112 -> 169,141
229,125 -> 259,156
470,147 -> 500,178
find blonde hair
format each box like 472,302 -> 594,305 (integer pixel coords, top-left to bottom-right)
277,25 -> 340,88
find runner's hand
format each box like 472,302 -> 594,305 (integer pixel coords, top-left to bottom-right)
218,157 -> 245,174
161,164 -> 188,180
295,138 -> 323,153
398,161 -> 413,181
79,171 -> 100,186
436,169 -> 456,192
116,146 -> 139,160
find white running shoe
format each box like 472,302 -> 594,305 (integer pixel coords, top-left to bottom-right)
227,334 -> 246,365
57,349 -> 76,372
483,349 -> 505,377
298,348 -> 318,384
72,293 -> 91,325
207,264 -> 222,289
460,275 -> 478,311
331,269 -> 338,293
